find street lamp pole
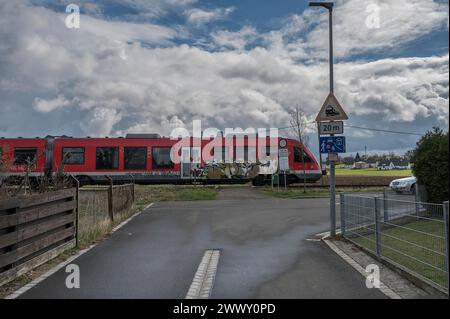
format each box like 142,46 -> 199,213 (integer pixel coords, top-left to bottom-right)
309,1 -> 336,237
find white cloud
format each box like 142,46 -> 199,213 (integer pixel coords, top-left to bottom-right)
0,0 -> 448,154
33,95 -> 71,112
184,7 -> 234,25
264,0 -> 449,61
211,26 -> 257,51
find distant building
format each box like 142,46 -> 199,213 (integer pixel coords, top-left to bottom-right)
354,161 -> 369,169
342,157 -> 355,169
366,157 -> 378,168
392,158 -> 411,169
377,158 -> 410,170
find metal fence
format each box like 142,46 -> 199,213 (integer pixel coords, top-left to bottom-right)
340,193 -> 449,293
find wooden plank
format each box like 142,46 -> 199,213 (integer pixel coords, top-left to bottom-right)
0,198 -> 19,211
18,213 -> 75,241
18,188 -> 76,208
0,250 -> 17,269
0,200 -> 76,229
0,239 -> 76,287
0,213 -> 75,249
0,214 -> 18,230
0,232 -> 17,250
0,227 -> 75,268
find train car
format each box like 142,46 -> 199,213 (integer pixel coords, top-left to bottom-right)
0,138 -> 48,176
0,134 -> 322,185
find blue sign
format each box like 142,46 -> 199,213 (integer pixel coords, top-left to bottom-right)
320,136 -> 346,153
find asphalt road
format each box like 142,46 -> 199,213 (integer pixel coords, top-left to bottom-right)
18,187 -> 385,299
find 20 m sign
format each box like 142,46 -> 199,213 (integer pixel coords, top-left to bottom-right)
319,121 -> 344,135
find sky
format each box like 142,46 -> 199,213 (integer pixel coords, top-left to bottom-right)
0,0 -> 448,158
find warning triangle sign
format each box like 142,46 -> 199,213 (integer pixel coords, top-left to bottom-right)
315,92 -> 349,122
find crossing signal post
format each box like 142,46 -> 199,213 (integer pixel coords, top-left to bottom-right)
310,1 -> 349,238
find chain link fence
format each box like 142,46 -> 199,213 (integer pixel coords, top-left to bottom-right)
340,193 -> 449,293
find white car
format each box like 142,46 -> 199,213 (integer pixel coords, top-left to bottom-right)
389,176 -> 417,194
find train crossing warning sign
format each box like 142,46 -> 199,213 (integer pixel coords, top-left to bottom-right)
315,92 -> 348,122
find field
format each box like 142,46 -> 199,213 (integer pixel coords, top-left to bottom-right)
263,186 -> 384,198
335,167 -> 412,177
134,185 -> 218,209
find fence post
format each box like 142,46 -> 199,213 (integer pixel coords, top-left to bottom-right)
443,201 -> 449,290
374,197 -> 382,257
70,175 -> 80,248
129,174 -> 135,203
383,188 -> 388,222
340,193 -> 346,236
414,184 -> 421,216
106,176 -> 114,222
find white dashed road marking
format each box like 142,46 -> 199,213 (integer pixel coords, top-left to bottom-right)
186,250 -> 221,299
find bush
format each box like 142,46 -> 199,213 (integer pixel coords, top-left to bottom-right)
411,127 -> 449,203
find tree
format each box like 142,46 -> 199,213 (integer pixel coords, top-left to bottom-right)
404,150 -> 414,160
355,152 -> 361,161
411,127 -> 449,203
290,105 -> 310,193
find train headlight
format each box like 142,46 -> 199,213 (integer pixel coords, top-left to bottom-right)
279,139 -> 287,148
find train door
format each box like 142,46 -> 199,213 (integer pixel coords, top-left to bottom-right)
180,147 -> 201,179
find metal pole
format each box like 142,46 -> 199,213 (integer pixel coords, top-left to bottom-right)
443,201 -> 449,290
328,6 -> 336,237
330,160 -> 336,237
415,184 -> 420,216
383,188 -> 388,222
328,7 -> 334,94
340,193 -> 346,235
374,197 -> 382,257
317,123 -> 324,185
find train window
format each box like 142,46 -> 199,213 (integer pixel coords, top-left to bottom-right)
124,147 -> 147,170
152,147 -> 174,169
247,146 -> 257,163
14,148 -> 37,165
213,146 -> 226,163
62,147 -> 84,164
96,147 -> 119,170
294,147 -> 313,163
235,146 -> 245,163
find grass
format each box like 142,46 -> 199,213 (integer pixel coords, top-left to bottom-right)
348,219 -> 447,289
335,167 -> 412,176
134,185 -> 217,209
263,186 -> 384,198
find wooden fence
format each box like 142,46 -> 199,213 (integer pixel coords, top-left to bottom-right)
79,183 -> 135,222
0,188 -> 77,286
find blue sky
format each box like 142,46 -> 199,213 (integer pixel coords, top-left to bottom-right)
0,0 -> 448,158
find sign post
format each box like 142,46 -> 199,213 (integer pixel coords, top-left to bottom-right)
279,148 -> 289,190
310,1 -> 349,238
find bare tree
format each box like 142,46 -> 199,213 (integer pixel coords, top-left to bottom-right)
290,105 -> 310,193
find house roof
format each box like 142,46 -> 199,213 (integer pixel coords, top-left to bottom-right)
392,158 -> 410,166
342,157 -> 355,165
377,159 -> 392,166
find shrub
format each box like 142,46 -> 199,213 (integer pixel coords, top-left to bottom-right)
411,127 -> 449,203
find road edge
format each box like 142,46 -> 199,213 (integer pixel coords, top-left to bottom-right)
322,237 -> 401,299
4,202 -> 154,299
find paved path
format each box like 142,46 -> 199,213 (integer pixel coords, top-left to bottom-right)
18,187 -> 385,299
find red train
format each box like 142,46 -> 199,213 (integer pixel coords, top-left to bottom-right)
0,134 -> 322,186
